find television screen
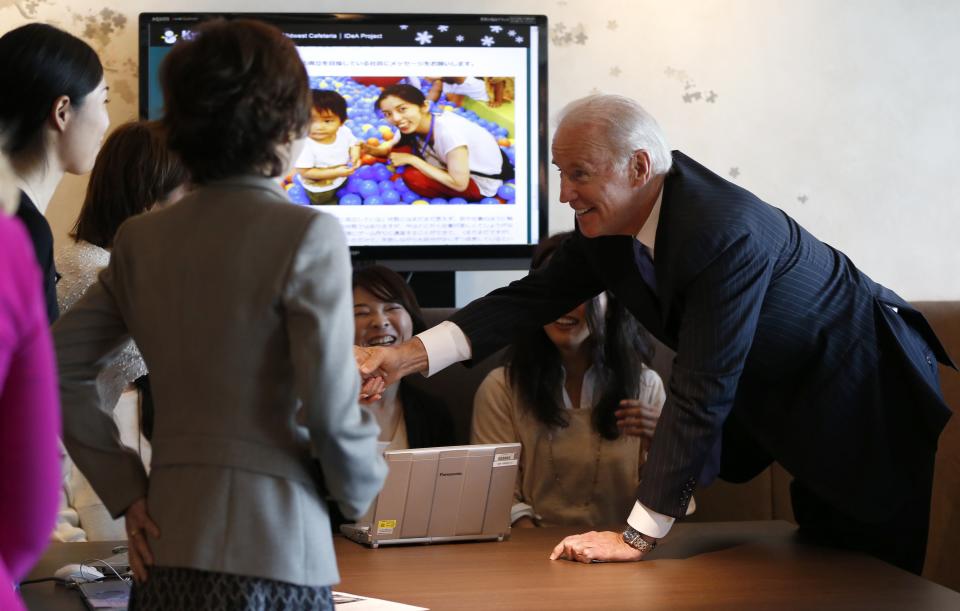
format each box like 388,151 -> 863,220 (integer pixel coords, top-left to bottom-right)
140,13 -> 548,270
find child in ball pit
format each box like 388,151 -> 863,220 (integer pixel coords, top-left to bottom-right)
294,89 -> 361,205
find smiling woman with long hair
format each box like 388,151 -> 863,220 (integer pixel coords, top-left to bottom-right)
352,265 -> 455,451
471,232 -> 679,528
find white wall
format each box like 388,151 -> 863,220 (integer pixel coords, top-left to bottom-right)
4,0 -> 958,304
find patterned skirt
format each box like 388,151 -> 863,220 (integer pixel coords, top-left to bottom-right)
129,566 -> 333,610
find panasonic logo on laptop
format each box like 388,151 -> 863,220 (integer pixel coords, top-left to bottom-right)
439,472 -> 463,477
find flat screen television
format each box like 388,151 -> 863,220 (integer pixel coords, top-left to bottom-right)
139,12 -> 548,271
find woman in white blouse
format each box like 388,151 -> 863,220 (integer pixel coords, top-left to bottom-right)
54,120 -> 188,541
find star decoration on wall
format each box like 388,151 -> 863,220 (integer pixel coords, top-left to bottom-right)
797,194 -> 809,204
706,90 -> 718,103
610,66 -> 621,77
399,24 -> 409,30
456,34 -> 465,43
729,167 -> 740,179
415,31 -> 434,45
490,25 -> 503,33
481,35 -> 495,47
437,25 -> 449,32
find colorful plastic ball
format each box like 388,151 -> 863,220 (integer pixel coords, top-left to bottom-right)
339,193 -> 362,206
372,165 -> 392,182
356,165 -> 375,180
379,125 -> 395,139
479,197 -> 500,205
343,176 -> 363,193
378,180 -> 394,192
448,197 -> 468,205
380,190 -> 401,204
360,123 -> 373,133
358,180 -> 380,198
366,137 -> 380,146
363,196 -> 383,205
430,197 -> 448,205
412,199 -> 430,205
497,184 -> 516,201
286,183 -> 310,205
401,191 -> 419,203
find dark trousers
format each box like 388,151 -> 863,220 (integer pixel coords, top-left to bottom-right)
790,458 -> 934,576
789,307 -> 943,576
718,308 -> 942,576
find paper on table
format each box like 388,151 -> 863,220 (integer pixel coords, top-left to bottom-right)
334,590 -> 428,610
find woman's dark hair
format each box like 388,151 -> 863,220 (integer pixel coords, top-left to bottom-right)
376,84 -> 426,111
352,264 -> 425,334
311,89 -> 348,123
159,19 -> 310,183
0,23 -> 103,159
505,232 -> 654,440
72,121 -> 189,249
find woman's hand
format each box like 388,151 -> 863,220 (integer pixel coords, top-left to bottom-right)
615,398 -> 662,439
388,151 -> 418,167
125,498 -> 161,583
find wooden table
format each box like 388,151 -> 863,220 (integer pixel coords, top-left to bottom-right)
20,521 -> 960,610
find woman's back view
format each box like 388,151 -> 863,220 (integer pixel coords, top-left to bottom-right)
53,19 -> 385,609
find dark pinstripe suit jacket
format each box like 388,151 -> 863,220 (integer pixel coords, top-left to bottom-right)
451,151 -> 954,522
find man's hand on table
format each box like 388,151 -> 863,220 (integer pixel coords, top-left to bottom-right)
550,530 -> 655,564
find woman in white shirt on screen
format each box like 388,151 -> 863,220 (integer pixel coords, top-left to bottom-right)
366,83 -> 509,202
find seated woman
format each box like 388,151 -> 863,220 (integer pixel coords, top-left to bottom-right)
471,232 -> 690,527
53,120 -> 188,542
365,84 -> 512,201
353,264 -> 455,450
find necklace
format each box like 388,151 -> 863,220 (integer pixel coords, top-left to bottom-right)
417,114 -> 436,158
545,420 -> 603,509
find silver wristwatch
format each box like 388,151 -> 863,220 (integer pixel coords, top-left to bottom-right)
621,525 -> 657,554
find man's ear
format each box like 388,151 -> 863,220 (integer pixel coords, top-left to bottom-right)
50,95 -> 72,133
630,149 -> 652,185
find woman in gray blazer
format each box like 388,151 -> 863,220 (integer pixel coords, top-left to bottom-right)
53,19 -> 386,610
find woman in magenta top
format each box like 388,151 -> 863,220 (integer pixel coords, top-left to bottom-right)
0,212 -> 62,610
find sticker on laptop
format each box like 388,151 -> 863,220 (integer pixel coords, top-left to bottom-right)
493,452 -> 518,467
377,519 -> 397,534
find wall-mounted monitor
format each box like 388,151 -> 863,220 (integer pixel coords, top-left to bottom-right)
140,12 -> 548,271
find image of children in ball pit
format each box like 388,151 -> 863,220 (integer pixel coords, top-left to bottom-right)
294,89 -> 362,205
282,76 -> 517,206
425,77 -> 489,106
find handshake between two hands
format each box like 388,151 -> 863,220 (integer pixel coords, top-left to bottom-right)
353,343 -> 412,404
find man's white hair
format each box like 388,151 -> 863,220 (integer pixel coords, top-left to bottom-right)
556,94 -> 672,175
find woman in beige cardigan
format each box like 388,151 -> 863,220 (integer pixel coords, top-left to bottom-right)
472,232 -> 691,527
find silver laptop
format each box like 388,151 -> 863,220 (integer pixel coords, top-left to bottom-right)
341,443 -> 521,548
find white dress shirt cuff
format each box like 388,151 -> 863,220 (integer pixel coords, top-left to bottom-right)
415,321 -> 472,377
627,500 -> 675,539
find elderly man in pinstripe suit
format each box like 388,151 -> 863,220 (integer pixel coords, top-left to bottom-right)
358,94 -> 953,574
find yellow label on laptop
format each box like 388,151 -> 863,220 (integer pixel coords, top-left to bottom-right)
377,519 -> 397,534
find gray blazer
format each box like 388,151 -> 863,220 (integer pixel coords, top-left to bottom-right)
53,175 -> 386,586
